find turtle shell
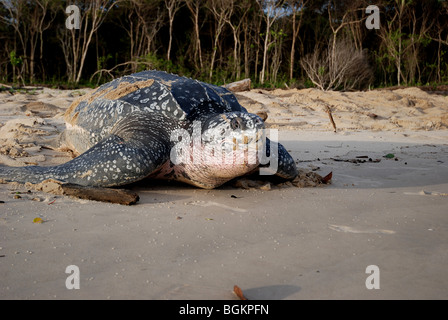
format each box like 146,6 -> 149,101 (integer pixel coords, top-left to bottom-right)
65,71 -> 247,149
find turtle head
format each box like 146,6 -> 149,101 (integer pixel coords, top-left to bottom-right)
193,112 -> 265,183
169,111 -> 267,188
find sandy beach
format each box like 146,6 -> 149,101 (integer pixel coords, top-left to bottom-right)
0,86 -> 447,299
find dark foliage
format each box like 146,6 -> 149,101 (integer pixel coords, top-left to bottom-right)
0,0 -> 447,89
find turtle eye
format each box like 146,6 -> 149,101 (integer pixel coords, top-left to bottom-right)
230,117 -> 245,130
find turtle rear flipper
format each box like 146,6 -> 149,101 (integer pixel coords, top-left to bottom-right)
0,113 -> 176,187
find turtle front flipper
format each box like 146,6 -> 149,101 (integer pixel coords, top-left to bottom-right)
0,113 -> 176,187
259,137 -> 298,180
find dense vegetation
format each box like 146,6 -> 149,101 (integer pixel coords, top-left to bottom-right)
1,0 -> 448,89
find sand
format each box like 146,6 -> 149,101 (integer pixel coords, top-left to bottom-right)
0,86 -> 447,300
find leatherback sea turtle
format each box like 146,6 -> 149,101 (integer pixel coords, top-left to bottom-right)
0,71 -> 297,189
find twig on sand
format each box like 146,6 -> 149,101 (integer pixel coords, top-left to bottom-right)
324,105 -> 337,132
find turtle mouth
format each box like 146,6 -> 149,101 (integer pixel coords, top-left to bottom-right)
229,129 -> 262,150
206,127 -> 265,168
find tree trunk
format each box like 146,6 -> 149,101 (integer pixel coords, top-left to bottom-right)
186,0 -> 203,71
230,24 -> 239,79
260,22 -> 270,84
207,0 -> 233,81
209,35 -> 219,81
243,21 -> 250,78
290,12 -> 297,81
167,18 -> 173,61
397,18 -> 402,86
289,0 -> 307,81
194,7 -> 203,69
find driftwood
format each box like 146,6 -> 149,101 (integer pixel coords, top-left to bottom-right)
24,179 -> 140,205
223,78 -> 251,92
61,184 -> 139,205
